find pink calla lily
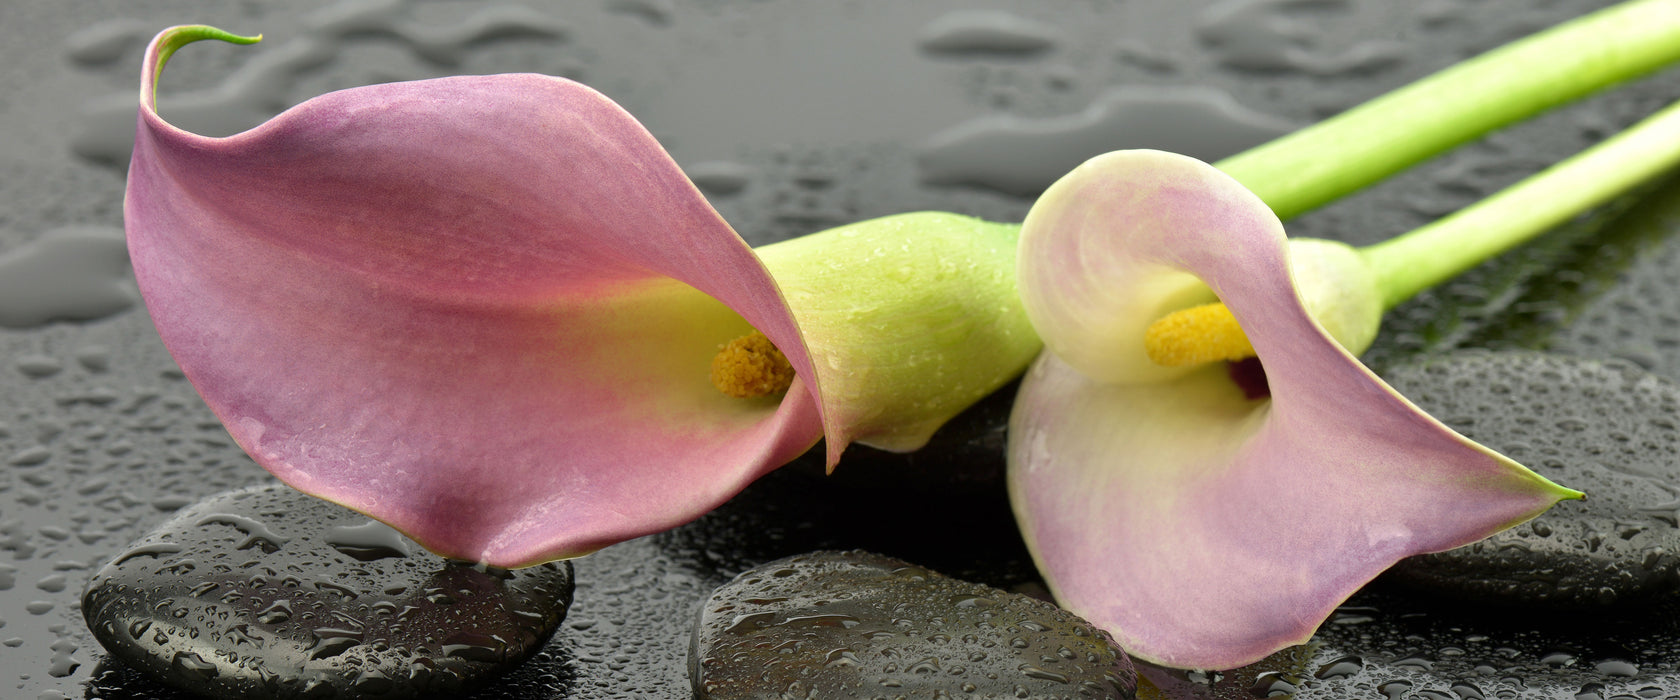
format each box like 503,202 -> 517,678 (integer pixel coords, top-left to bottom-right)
126,26 -> 1038,567
1007,150 -> 1580,670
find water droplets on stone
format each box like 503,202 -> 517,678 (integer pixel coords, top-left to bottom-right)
1385,351 -> 1680,607
82,485 -> 573,699
691,550 -> 1136,699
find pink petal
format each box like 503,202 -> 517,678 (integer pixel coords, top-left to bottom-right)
127,27 -> 828,567
1009,150 -> 1577,669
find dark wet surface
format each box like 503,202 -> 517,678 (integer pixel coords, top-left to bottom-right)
1386,352 -> 1680,609
5,1 -> 1680,698
691,550 -> 1136,699
83,485 -> 574,699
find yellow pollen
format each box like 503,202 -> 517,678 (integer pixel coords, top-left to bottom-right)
710,331 -> 796,398
1143,302 -> 1257,367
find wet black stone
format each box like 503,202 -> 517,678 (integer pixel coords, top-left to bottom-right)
1142,581 -> 1680,699
1381,350 -> 1680,607
690,550 -> 1137,700
82,485 -> 574,699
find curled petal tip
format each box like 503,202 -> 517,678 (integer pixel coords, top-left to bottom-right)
143,26 -> 261,105
155,24 -> 263,50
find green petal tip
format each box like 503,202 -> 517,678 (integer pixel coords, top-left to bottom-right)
151,25 -> 262,100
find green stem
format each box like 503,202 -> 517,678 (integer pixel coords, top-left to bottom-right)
1215,0 -> 1680,221
1362,96 -> 1680,310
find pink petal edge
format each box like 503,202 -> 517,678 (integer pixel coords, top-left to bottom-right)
1009,150 -> 1576,669
127,27 -> 834,567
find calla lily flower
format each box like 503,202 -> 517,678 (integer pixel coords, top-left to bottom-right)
1007,149 -> 1580,670
126,26 -> 1038,567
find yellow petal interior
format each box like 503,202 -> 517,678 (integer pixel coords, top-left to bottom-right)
710,330 -> 795,398
1143,302 -> 1257,367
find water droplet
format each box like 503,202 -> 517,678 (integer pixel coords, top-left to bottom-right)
0,227 -> 137,329
1197,0 -> 1404,75
1593,659 -> 1639,677
323,519 -> 411,562
918,87 -> 1292,197
917,10 -> 1062,56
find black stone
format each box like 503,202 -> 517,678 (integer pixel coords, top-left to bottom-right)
1143,581 -> 1680,699
1381,350 -> 1680,606
690,550 -> 1137,700
82,485 -> 574,699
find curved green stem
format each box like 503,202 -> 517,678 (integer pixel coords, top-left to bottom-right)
1216,0 -> 1680,221
1362,97 -> 1680,310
